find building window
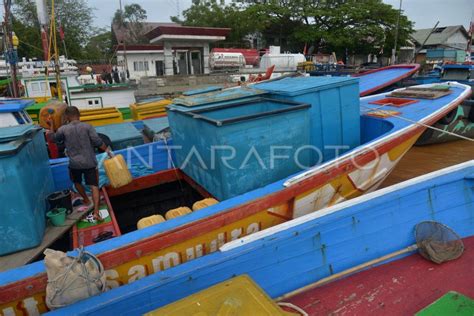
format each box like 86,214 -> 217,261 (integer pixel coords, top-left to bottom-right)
133,61 -> 149,72
40,82 -> 47,92
31,82 -> 40,92
87,98 -> 101,107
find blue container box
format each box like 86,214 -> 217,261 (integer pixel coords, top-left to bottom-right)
143,117 -> 170,141
95,122 -> 144,150
255,76 -> 360,163
168,98 -> 311,200
0,125 -> 54,255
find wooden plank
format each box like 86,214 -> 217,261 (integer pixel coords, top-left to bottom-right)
0,208 -> 86,272
389,88 -> 453,99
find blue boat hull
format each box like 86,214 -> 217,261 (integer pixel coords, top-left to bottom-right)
50,161 -> 474,315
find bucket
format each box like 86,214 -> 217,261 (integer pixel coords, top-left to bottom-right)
47,208 -> 67,226
47,190 -> 73,215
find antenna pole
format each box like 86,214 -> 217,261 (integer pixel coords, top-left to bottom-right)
119,0 -> 129,79
391,0 -> 402,65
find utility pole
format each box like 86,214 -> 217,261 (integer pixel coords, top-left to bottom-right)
410,21 -> 440,64
177,0 -> 180,19
119,0 -> 129,80
3,0 -> 19,98
391,0 -> 402,65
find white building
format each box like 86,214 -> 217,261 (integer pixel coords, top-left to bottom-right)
116,44 -> 165,80
116,25 -> 230,79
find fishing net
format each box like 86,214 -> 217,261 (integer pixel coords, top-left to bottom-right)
415,221 -> 464,264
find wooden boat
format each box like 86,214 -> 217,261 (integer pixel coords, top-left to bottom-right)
416,99 -> 474,145
0,80 -> 471,315
46,159 -> 474,315
354,64 -> 420,96
310,64 -> 421,96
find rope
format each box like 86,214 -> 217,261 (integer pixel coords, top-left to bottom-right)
161,135 -> 186,193
362,104 -> 474,143
277,302 -> 309,316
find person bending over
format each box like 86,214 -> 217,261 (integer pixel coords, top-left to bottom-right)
48,106 -> 112,221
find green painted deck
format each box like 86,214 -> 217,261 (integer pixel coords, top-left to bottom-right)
416,291 -> 474,316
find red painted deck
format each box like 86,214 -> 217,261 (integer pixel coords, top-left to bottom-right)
285,236 -> 474,315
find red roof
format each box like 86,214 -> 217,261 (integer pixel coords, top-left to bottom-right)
115,44 -> 164,51
146,25 -> 231,40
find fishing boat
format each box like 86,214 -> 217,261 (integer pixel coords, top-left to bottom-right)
310,64 -> 421,96
0,78 -> 471,315
416,99 -> 474,145
355,64 -> 421,96
407,63 -> 474,145
44,159 -> 474,315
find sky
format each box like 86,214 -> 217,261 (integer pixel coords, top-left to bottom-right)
88,0 -> 473,30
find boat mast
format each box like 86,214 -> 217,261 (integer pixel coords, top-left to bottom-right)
467,19 -> 473,62
3,0 -> 19,98
35,0 -> 50,61
49,0 -> 63,101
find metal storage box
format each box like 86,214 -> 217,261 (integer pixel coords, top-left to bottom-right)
168,97 -> 311,200
0,125 -> 54,255
255,76 -> 360,163
95,122 -> 144,150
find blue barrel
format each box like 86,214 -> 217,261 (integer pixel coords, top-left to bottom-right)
0,125 -> 54,255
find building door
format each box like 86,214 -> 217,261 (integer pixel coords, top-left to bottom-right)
178,53 -> 188,75
155,61 -> 164,76
191,51 -> 202,74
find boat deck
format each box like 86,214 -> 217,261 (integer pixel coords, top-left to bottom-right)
285,236 -> 474,315
0,208 -> 86,272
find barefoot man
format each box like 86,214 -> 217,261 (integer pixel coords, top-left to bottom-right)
48,106 -> 112,221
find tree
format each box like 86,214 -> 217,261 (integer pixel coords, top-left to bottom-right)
82,29 -> 114,62
12,0 -> 95,60
176,0 -> 413,57
174,1 -> 268,47
112,3 -> 148,44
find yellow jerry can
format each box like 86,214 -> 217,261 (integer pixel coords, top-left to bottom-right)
103,154 -> 132,188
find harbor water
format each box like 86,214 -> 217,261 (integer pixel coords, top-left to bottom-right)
383,140 -> 474,188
